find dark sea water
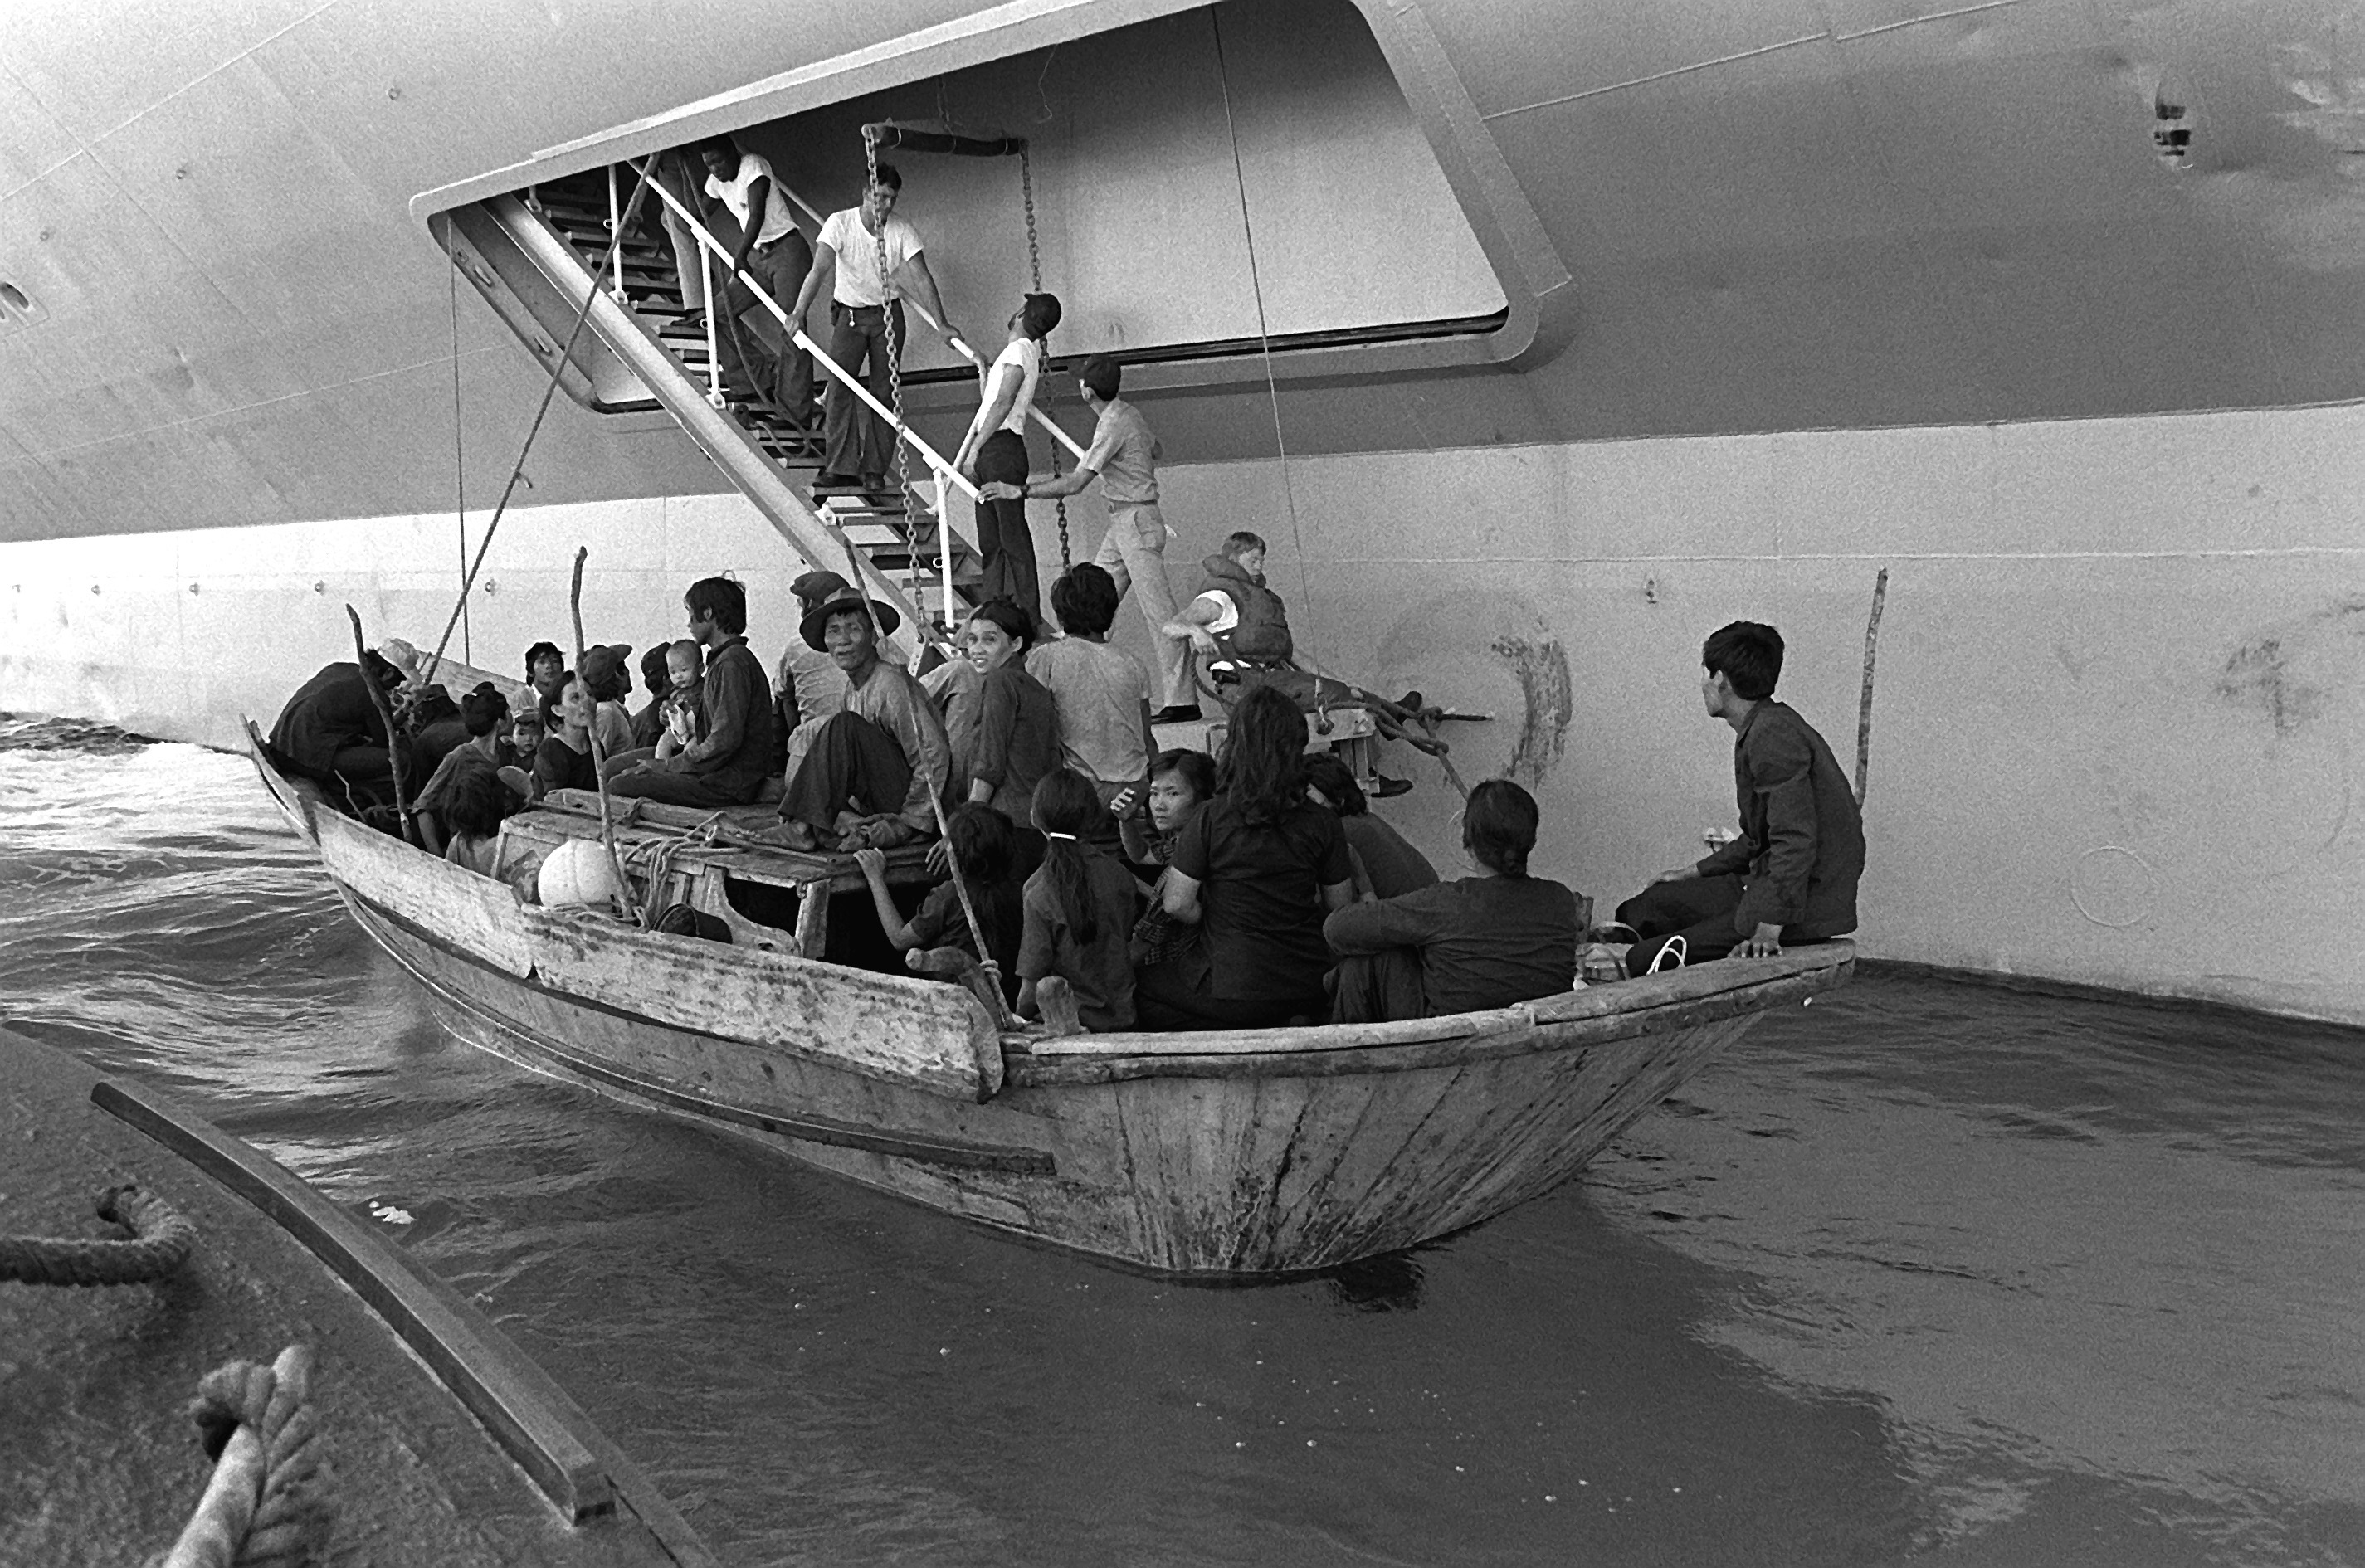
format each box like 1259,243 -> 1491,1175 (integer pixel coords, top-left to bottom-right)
4,713 -> 2362,1566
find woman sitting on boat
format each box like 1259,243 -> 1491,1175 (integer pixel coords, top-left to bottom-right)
1323,778 -> 1581,1024
530,674 -> 599,799
411,683 -> 511,854
1303,752 -> 1437,902
439,762 -> 516,877
1018,771 -> 1138,1031
1135,684 -> 1354,1030
852,801 -> 1025,1006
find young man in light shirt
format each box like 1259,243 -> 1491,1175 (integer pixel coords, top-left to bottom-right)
788,163 -> 963,492
978,353 -> 1197,723
953,292 -> 1061,621
695,135 -> 812,421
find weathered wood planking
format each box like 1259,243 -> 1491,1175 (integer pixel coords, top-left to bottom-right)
516,904 -> 1001,1103
252,735 -> 1855,1275
315,807 -> 534,976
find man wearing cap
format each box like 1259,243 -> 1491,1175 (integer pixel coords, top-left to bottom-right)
578,642 -> 637,761
764,585 -> 951,851
608,577 -> 777,807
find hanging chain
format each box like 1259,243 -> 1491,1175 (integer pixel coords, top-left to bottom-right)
865,132 -> 926,624
1019,146 -> 1070,571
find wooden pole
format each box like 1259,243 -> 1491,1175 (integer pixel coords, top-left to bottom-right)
1855,567 -> 1889,807
837,537 -> 1008,1023
568,547 -> 641,926
344,605 -> 411,838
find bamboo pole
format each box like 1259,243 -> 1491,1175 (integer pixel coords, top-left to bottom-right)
1855,567 -> 1889,807
568,548 -> 641,926
836,537 -> 1007,1022
344,606 -> 411,838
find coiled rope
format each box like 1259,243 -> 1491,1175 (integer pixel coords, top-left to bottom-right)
161,1344 -> 329,1568
0,1182 -> 195,1287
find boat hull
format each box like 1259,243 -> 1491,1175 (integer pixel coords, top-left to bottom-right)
268,754 -> 1850,1275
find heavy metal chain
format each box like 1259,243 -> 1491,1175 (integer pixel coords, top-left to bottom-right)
865,130 -> 925,621
1019,146 -> 1070,570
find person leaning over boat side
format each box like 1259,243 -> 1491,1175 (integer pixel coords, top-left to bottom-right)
607,577 -> 778,808
1303,752 -> 1437,903
1616,621 -> 1866,976
788,162 -> 965,492
696,134 -> 814,421
763,585 -> 951,852
1324,779 -> 1579,1023
950,292 -> 1061,619
1135,684 -> 1353,1031
440,763 -> 514,878
1026,563 -> 1156,849
265,649 -> 408,806
979,353 -> 1197,723
852,802 -> 1024,1006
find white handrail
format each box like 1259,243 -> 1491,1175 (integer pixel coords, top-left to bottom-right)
638,173 -> 979,502
769,176 -> 1092,465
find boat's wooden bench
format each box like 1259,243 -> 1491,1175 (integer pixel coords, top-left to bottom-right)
498,791 -> 936,956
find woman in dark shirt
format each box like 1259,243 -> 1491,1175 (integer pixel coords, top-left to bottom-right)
531,674 -> 599,799
1136,684 -> 1353,1030
963,599 -> 1061,830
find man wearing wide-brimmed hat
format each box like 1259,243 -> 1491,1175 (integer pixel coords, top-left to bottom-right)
761,582 -> 950,852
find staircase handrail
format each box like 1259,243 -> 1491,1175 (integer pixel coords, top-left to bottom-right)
638,175 -> 982,502
766,178 -> 1093,467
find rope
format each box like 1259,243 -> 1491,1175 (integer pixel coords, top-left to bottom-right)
448,254 -> 470,667
863,131 -> 926,622
1018,146 -> 1070,570
0,1183 -> 195,1287
1209,13 -> 1315,640
163,1345 -> 329,1568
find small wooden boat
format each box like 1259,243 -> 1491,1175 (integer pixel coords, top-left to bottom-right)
245,730 -> 1851,1276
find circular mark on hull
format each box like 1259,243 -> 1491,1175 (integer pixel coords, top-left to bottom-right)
2070,845 -> 2156,928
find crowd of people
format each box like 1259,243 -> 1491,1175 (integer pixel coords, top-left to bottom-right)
267,554 -> 1864,1031
266,145 -> 1864,1032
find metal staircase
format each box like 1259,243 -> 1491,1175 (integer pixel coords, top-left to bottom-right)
434,166 -> 986,662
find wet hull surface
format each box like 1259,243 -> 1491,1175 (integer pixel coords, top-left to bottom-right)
4,718 -> 2359,1566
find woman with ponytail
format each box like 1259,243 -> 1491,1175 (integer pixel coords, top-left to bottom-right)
1017,769 -> 1139,1030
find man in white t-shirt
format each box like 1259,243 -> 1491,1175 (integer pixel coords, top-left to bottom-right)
696,136 -> 813,421
786,163 -> 963,489
951,292 -> 1061,620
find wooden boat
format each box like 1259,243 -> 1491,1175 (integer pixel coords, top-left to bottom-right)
245,730 -> 1852,1276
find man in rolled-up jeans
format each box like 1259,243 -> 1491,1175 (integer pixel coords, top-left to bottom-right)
787,163 -> 964,489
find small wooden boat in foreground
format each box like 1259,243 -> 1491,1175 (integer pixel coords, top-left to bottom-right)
246,731 -> 1851,1276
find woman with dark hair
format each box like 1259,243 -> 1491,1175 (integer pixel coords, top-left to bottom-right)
1323,778 -> 1581,1023
1304,752 -> 1438,901
412,682 -> 513,855
1017,770 -> 1138,1030
962,599 -> 1061,830
1135,684 -> 1353,1030
441,763 -> 515,876
530,674 -> 600,799
854,802 -> 1026,1006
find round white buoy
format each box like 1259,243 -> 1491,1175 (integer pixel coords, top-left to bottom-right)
534,838 -> 621,908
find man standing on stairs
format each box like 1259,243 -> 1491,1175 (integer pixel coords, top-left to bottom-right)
696,135 -> 815,423
789,163 -> 964,492
952,292 -> 1061,621
978,353 -> 1197,723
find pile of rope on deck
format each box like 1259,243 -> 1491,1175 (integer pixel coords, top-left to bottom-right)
1,1184 -> 330,1564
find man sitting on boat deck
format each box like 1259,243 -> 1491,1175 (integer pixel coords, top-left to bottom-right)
265,648 -> 409,806
759,583 -> 953,852
1324,779 -> 1580,1022
606,577 -> 778,809
1616,621 -> 1866,975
